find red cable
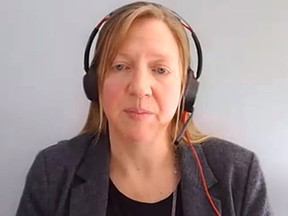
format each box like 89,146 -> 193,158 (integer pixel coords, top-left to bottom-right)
183,112 -> 221,216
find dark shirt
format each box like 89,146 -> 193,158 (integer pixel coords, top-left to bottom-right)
107,179 -> 183,216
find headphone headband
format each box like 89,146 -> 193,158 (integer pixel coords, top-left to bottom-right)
84,15 -> 110,73
83,11 -> 203,79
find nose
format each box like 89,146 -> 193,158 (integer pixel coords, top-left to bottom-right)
127,67 -> 153,98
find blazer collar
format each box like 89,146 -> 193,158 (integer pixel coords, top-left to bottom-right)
69,134 -> 110,216
69,134 -> 221,216
178,142 -> 221,215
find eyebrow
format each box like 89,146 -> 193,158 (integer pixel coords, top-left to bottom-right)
115,52 -> 174,61
115,52 -> 131,59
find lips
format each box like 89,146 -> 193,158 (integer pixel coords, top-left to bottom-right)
124,108 -> 153,120
124,108 -> 153,114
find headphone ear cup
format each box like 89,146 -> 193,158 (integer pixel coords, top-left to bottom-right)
183,68 -> 199,113
83,64 -> 99,102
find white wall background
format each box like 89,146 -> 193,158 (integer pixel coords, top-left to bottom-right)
1,0 -> 287,215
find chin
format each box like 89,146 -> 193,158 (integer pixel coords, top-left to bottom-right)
120,127 -> 157,142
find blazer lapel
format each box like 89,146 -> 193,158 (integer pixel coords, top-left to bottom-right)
69,134 -> 110,216
68,135 -> 221,216
179,143 -> 222,215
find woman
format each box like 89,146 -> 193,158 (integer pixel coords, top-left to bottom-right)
16,2 -> 271,216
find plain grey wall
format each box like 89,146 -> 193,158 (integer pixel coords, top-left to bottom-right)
1,0 -> 287,215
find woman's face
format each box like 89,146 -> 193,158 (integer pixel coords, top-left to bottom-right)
101,18 -> 182,142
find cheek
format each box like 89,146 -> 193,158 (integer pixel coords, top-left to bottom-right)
101,77 -> 124,114
158,82 -> 182,119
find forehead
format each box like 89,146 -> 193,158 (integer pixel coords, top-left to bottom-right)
115,18 -> 180,59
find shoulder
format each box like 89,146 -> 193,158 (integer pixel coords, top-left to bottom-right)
36,133 -> 95,172
196,138 -> 272,215
179,137 -> 259,185
196,137 -> 262,181
199,137 -> 256,167
180,137 -> 265,190
16,133 -> 96,215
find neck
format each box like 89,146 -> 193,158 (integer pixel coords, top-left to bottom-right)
108,128 -> 177,178
108,128 -> 180,203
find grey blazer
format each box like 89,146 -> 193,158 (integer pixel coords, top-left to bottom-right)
16,133 -> 272,216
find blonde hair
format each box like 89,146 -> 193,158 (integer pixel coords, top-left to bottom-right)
80,1 -> 209,144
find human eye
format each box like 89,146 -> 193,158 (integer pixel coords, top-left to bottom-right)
154,66 -> 170,75
113,63 -> 130,72
114,64 -> 124,71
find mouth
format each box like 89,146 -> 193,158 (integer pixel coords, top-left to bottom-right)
124,108 -> 153,120
124,108 -> 153,115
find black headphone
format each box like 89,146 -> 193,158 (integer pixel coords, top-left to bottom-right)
83,8 -> 203,113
